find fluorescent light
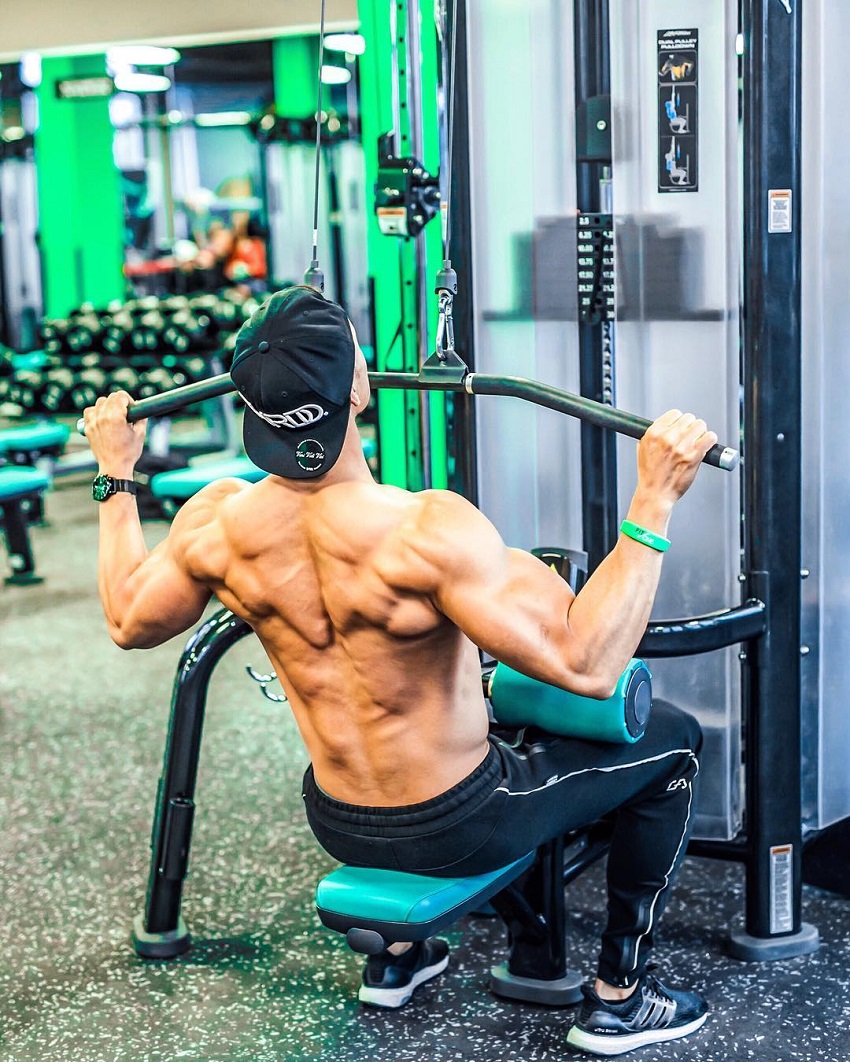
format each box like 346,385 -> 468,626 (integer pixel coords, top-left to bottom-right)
109,92 -> 142,127
320,65 -> 352,86
107,46 -> 180,68
20,52 -> 42,88
195,111 -> 252,127
323,33 -> 366,56
736,33 -> 744,56
113,71 -> 172,93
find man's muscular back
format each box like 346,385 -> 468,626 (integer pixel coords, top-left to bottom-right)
182,475 -> 491,806
90,371 -> 715,812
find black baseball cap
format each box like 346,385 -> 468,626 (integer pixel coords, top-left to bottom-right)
230,287 -> 355,479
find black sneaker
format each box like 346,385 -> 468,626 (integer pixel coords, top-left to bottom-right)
566,970 -> 708,1056
358,938 -> 449,1009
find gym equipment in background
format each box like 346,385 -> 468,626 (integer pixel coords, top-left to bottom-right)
0,465 -> 51,584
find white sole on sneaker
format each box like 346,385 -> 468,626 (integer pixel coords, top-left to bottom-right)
565,1011 -> 708,1056
358,952 -> 450,1009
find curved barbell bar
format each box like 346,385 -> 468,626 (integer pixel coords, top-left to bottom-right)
76,367 -> 739,471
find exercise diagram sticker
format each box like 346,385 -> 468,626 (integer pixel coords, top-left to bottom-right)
768,189 -> 793,233
658,28 -> 699,193
296,439 -> 326,473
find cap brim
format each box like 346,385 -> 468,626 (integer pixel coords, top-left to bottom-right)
241,401 -> 350,480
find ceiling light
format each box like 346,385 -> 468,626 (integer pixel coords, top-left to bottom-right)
2,126 -> 26,142
113,71 -> 172,94
195,111 -> 252,127
323,33 -> 366,56
735,34 -> 744,56
109,93 -> 142,127
320,65 -> 352,86
20,52 -> 42,88
107,46 -> 181,69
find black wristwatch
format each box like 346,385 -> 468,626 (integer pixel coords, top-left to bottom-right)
92,474 -> 138,502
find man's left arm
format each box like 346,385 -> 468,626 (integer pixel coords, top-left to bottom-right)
85,392 -> 213,649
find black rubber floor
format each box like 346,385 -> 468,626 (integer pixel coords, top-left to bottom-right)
2,475 -> 850,1061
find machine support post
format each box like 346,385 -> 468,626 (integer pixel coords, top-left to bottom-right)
133,610 -> 253,959
731,0 -> 818,961
573,0 -> 619,573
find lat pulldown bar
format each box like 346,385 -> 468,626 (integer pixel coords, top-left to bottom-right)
76,367 -> 739,471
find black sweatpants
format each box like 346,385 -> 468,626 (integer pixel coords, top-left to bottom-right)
303,699 -> 702,987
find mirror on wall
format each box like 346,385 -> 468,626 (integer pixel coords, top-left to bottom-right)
0,33 -> 370,349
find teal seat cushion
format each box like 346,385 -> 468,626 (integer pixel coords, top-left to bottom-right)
150,456 -> 267,500
0,421 -> 70,455
0,465 -> 50,500
316,854 -> 534,926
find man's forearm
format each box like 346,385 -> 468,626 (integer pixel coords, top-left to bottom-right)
565,488 -> 673,692
97,492 -> 148,637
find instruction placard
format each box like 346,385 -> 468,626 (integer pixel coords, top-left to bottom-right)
770,844 -> 794,934
768,189 -> 793,233
657,28 -> 699,193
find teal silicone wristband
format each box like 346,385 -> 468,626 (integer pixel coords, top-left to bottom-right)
620,520 -> 671,552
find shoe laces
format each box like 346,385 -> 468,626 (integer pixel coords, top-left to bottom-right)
641,968 -> 675,998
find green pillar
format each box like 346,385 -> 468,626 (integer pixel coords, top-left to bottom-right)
273,36 -> 321,116
358,0 -> 449,490
35,55 -> 125,318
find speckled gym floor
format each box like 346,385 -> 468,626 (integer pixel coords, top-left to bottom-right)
2,471 -> 850,1061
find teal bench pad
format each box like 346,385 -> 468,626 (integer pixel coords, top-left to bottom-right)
316,852 -> 535,944
150,456 -> 267,500
0,466 -> 51,500
0,422 -> 70,455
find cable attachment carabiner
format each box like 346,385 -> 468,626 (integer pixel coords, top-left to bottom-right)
434,262 -> 458,361
418,261 -> 468,384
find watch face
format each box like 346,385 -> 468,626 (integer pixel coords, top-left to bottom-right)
92,475 -> 112,502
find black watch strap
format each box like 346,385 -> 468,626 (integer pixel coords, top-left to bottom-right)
92,474 -> 138,502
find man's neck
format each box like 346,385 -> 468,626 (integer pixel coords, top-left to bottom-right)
270,419 -> 374,493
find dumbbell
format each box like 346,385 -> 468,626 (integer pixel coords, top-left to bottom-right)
40,368 -> 76,413
106,367 -> 142,398
136,367 -> 188,400
0,346 -> 14,378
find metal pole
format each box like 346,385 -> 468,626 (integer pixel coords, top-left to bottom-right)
729,0 -> 818,961
405,0 -> 433,488
441,0 -> 478,503
574,0 -> 619,574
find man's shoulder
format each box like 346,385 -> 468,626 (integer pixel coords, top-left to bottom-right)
370,488 -> 488,590
167,477 -> 251,557
413,488 -> 488,539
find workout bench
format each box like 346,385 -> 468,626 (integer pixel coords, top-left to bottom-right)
148,455 -> 267,517
0,420 -> 70,468
148,438 -> 376,518
315,828 -> 614,1005
0,465 -> 51,584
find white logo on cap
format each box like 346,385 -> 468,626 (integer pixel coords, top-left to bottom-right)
241,396 -> 328,430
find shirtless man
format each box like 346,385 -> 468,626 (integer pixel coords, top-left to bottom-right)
85,286 -> 717,1056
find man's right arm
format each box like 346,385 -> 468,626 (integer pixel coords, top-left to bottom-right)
390,409 -> 717,697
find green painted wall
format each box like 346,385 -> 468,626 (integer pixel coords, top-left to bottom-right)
35,55 -> 125,318
272,36 -> 321,116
